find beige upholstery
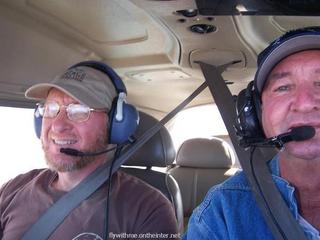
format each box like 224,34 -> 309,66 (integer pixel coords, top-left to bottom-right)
121,112 -> 184,233
168,137 -> 234,228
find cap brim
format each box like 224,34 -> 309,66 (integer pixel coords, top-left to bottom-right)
25,65 -> 118,109
255,35 -> 320,92
25,82 -> 102,108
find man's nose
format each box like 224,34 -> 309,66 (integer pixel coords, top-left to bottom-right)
51,108 -> 73,133
291,86 -> 320,112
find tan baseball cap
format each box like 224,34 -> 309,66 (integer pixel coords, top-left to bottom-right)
25,65 -> 117,109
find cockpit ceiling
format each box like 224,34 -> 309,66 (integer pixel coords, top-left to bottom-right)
0,0 -> 319,116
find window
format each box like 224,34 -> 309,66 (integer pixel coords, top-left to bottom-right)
167,104 -> 228,149
0,104 -> 237,185
0,107 -> 45,185
167,104 -> 239,167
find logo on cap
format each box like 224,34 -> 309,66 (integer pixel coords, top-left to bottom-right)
61,68 -> 86,82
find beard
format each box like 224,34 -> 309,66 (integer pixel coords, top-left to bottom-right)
43,132 -> 109,172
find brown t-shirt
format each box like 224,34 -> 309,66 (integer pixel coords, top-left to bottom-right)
0,169 -> 179,240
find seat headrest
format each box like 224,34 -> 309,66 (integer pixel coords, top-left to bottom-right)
123,112 -> 176,167
176,138 -> 233,168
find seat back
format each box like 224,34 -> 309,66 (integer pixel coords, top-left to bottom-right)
168,137 -> 235,229
121,112 -> 184,233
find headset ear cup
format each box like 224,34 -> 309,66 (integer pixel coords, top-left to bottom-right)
235,82 -> 265,140
108,101 -> 139,145
63,61 -> 140,144
252,88 -> 262,127
34,107 -> 42,139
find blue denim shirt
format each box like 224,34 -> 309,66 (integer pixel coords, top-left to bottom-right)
183,155 -> 320,240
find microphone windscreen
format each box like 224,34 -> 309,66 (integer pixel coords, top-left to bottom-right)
291,126 -> 315,141
60,148 -> 84,156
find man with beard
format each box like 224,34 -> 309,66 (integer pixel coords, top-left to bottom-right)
0,61 -> 178,239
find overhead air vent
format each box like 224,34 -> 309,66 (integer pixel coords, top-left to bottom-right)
175,9 -> 198,17
190,24 -> 216,34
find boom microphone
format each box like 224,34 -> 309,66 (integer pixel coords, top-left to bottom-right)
60,136 -> 136,157
280,126 -> 315,142
60,146 -> 117,157
240,126 -> 315,148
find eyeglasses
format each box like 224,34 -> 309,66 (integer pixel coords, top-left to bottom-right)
37,101 -> 107,122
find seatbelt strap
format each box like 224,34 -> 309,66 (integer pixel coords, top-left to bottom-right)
22,161 -> 112,240
22,81 -> 207,240
197,61 -> 307,240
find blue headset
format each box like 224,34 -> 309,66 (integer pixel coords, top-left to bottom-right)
34,60 -> 139,145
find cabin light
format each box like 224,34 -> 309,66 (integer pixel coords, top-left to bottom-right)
127,69 -> 191,82
236,4 -> 248,13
